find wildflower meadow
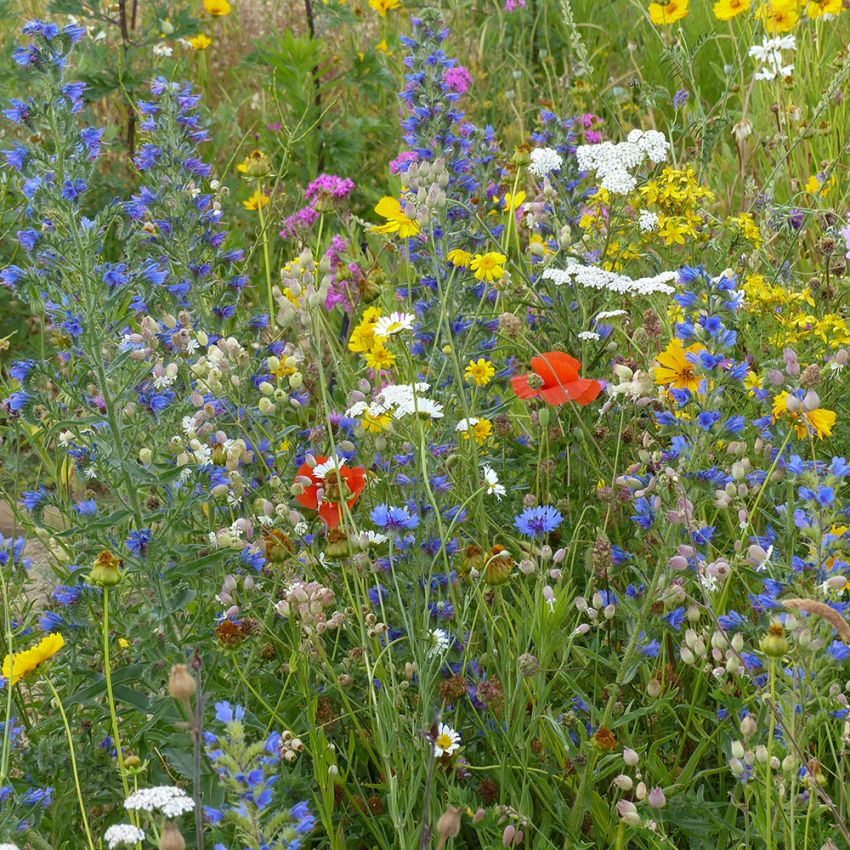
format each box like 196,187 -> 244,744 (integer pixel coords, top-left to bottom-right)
2,0 -> 850,848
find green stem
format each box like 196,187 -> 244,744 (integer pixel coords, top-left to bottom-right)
765,657 -> 776,850
103,587 -> 131,797
46,677 -> 96,850
257,196 -> 276,330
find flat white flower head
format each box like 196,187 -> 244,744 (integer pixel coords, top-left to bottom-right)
104,824 -> 146,849
529,147 -> 563,177
124,786 -> 194,818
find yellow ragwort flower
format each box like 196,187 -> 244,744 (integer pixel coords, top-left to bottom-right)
204,0 -> 231,16
756,0 -> 799,32
806,0 -> 842,17
2,633 -> 65,685
369,0 -> 401,15
348,307 -> 381,353
464,358 -> 495,387
364,343 -> 396,371
447,249 -> 473,268
713,0 -> 751,18
648,0 -> 689,25
243,189 -> 269,211
188,34 -> 212,50
653,338 -> 706,393
470,252 -> 507,283
372,197 -> 420,239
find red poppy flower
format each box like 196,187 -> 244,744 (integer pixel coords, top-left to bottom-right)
511,351 -> 602,406
293,456 -> 367,529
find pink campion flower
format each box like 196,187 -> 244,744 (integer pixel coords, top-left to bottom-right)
504,0 -> 526,10
305,173 -> 355,204
280,204 -> 320,240
443,65 -> 472,94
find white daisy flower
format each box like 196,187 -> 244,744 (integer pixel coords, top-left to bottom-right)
428,628 -> 451,657
433,723 -> 461,757
373,312 -> 416,339
482,465 -> 506,499
312,456 -> 345,479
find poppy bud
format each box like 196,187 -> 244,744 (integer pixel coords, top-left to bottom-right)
91,550 -> 121,586
159,823 -> 186,850
760,622 -> 788,658
168,664 -> 196,702
435,806 -> 463,849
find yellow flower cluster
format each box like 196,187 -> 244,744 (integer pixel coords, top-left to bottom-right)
728,213 -> 762,249
348,308 -> 397,372
638,166 -> 714,247
653,0 -> 844,28
742,274 -> 850,350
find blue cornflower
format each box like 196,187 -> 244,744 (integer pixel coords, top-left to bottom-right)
370,504 -> 419,530
514,505 -> 563,538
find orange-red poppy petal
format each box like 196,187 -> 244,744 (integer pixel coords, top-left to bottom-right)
531,351 -> 581,387
510,374 -> 539,399
571,378 -> 603,405
318,502 -> 343,528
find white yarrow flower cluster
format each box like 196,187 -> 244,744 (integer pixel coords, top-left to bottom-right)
638,210 -> 659,232
578,330 -> 601,341
596,309 -> 628,320
104,824 -> 147,849
347,382 -> 443,422
542,262 -> 677,296
749,36 -> 795,81
124,786 -> 195,818
575,129 -> 669,195
529,147 -> 563,177
0,844 -> 21,850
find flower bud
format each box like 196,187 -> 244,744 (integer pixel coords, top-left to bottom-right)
760,622 -> 788,658
616,800 -> 641,826
623,747 -> 639,767
91,550 -> 122,586
168,664 -> 196,702
160,823 -> 186,850
647,787 -> 666,809
612,774 -> 633,791
436,806 -> 463,850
